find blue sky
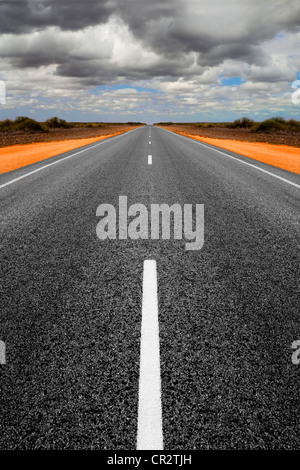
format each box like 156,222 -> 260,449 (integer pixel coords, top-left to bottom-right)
219,76 -> 247,86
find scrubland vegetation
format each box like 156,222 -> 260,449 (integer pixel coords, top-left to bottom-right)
156,117 -> 300,133
0,117 -> 145,133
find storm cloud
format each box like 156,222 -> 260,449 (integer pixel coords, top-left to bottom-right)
0,0 -> 114,33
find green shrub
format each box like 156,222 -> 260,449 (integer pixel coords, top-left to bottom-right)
46,117 -> 70,128
14,117 -> 44,132
254,117 -> 286,132
251,117 -> 300,133
229,117 -> 255,129
285,119 -> 300,132
0,119 -> 13,131
14,116 -> 30,123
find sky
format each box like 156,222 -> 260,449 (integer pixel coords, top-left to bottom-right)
0,0 -> 300,124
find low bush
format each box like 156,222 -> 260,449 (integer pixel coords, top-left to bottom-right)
229,117 -> 255,129
253,117 -> 300,133
83,122 -> 106,128
195,122 -> 217,128
14,116 -> 45,132
0,116 -> 45,132
126,121 -> 145,125
0,118 -> 13,131
46,117 -> 70,129
156,122 -> 174,125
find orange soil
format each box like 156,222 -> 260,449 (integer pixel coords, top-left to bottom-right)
172,131 -> 300,175
0,131 -> 128,174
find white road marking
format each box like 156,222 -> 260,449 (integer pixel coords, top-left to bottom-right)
0,341 -> 6,364
149,141 -> 151,144
137,260 -> 163,450
160,127 -> 300,189
148,155 -> 152,165
0,127 -> 140,190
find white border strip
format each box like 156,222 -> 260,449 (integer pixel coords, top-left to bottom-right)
137,260 -> 163,450
159,127 -> 300,189
0,127 -> 141,190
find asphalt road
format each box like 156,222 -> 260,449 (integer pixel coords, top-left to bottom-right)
0,125 -> 299,450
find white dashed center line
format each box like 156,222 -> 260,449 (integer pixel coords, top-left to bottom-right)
0,341 -> 6,364
148,155 -> 152,165
137,260 -> 163,450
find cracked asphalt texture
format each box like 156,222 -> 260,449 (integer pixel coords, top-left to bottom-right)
0,126 -> 299,449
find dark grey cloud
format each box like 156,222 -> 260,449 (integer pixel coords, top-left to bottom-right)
0,0 -> 299,87
56,57 -> 194,83
118,1 -> 299,48
197,43 -> 268,67
0,0 -> 114,33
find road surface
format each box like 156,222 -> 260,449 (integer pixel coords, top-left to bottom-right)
0,125 -> 299,449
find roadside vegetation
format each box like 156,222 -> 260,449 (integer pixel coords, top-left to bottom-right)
0,117 -> 145,133
0,117 -> 146,148
156,117 -> 300,133
229,117 -> 300,133
0,116 -> 45,132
